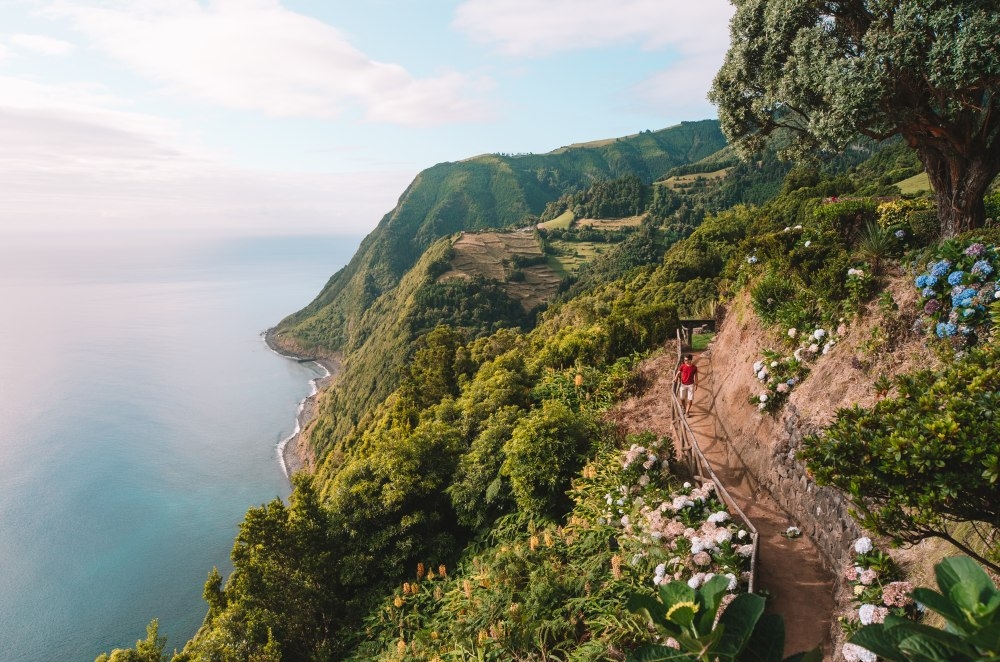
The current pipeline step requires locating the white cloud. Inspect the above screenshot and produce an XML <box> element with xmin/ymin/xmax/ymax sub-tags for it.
<box><xmin>0</xmin><ymin>81</ymin><xmax>413</xmax><ymax>235</ymax></box>
<box><xmin>41</xmin><ymin>0</ymin><xmax>493</xmax><ymax>125</ymax></box>
<box><xmin>453</xmin><ymin>0</ymin><xmax>733</xmax><ymax>57</ymax></box>
<box><xmin>9</xmin><ymin>33</ymin><xmax>75</xmax><ymax>56</ymax></box>
<box><xmin>453</xmin><ymin>0</ymin><xmax>733</xmax><ymax>118</ymax></box>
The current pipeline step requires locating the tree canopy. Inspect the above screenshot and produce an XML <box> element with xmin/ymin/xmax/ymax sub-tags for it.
<box><xmin>710</xmin><ymin>0</ymin><xmax>1000</xmax><ymax>238</ymax></box>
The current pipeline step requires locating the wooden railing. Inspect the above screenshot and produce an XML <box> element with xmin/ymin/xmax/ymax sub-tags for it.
<box><xmin>670</xmin><ymin>331</ymin><xmax>759</xmax><ymax>593</ymax></box>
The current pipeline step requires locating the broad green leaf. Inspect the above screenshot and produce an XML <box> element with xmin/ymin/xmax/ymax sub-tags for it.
<box><xmin>714</xmin><ymin>593</ymin><xmax>765</xmax><ymax>657</ymax></box>
<box><xmin>738</xmin><ymin>612</ymin><xmax>784</xmax><ymax>662</ymax></box>
<box><xmin>666</xmin><ymin>603</ymin><xmax>698</xmax><ymax>629</ymax></box>
<box><xmin>911</xmin><ymin>588</ymin><xmax>967</xmax><ymax>629</ymax></box>
<box><xmin>696</xmin><ymin>575</ymin><xmax>731</xmax><ymax>633</ymax></box>
<box><xmin>849</xmin><ymin>624</ymin><xmax>913</xmax><ymax>661</ymax></box>
<box><xmin>659</xmin><ymin>581</ymin><xmax>697</xmax><ymax>610</ymax></box>
<box><xmin>967</xmin><ymin>622</ymin><xmax>1000</xmax><ymax>652</ymax></box>
<box><xmin>936</xmin><ymin>557</ymin><xmax>992</xmax><ymax>604</ymax></box>
<box><xmin>627</xmin><ymin>593</ymin><xmax>675</xmax><ymax>635</ymax></box>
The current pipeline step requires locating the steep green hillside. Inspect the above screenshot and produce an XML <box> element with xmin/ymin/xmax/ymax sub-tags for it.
<box><xmin>271</xmin><ymin>120</ymin><xmax>726</xmax><ymax>356</ymax></box>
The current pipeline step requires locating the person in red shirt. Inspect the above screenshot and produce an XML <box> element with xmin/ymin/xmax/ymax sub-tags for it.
<box><xmin>674</xmin><ymin>354</ymin><xmax>698</xmax><ymax>415</ymax></box>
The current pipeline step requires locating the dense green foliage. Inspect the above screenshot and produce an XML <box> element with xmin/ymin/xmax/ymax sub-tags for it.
<box><xmin>850</xmin><ymin>556</ymin><xmax>1000</xmax><ymax>660</ymax></box>
<box><xmin>275</xmin><ymin>121</ymin><xmax>726</xmax><ymax>354</ymax></box>
<box><xmin>710</xmin><ymin>0</ymin><xmax>1000</xmax><ymax>237</ymax></box>
<box><xmin>101</xmin><ymin>111</ymin><xmax>1000</xmax><ymax>660</ymax></box>
<box><xmin>800</xmin><ymin>341</ymin><xmax>1000</xmax><ymax>572</ymax></box>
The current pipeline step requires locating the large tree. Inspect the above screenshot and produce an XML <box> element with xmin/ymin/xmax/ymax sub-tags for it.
<box><xmin>710</xmin><ymin>0</ymin><xmax>1000</xmax><ymax>238</ymax></box>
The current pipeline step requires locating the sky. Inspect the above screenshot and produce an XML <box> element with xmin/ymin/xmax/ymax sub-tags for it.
<box><xmin>0</xmin><ymin>0</ymin><xmax>736</xmax><ymax>237</ymax></box>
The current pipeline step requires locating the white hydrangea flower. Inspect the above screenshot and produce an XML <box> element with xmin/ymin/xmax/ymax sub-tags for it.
<box><xmin>759</xmin><ymin>393</ymin><xmax>768</xmax><ymax>403</ymax></box>
<box><xmin>752</xmin><ymin>360</ymin><xmax>764</xmax><ymax>373</ymax></box>
<box><xmin>687</xmin><ymin>574</ymin><xmax>704</xmax><ymax>589</ymax></box>
<box><xmin>726</xmin><ymin>573</ymin><xmax>738</xmax><ymax>591</ymax></box>
<box><xmin>788</xmin><ymin>327</ymin><xmax>797</xmax><ymax>338</ymax></box>
<box><xmin>804</xmin><ymin>240</ymin><xmax>812</xmax><ymax>247</ymax></box>
<box><xmin>854</xmin><ymin>537</ymin><xmax>874</xmax><ymax>554</ymax></box>
<box><xmin>842</xmin><ymin>643</ymin><xmax>878</xmax><ymax>662</ymax></box>
<box><xmin>757</xmin><ymin>369</ymin><xmax>768</xmax><ymax>380</ymax></box>
<box><xmin>683</xmin><ymin>482</ymin><xmax>692</xmax><ymax>489</ymax></box>
<box><xmin>813</xmin><ymin>328</ymin><xmax>826</xmax><ymax>340</ymax></box>
<box><xmin>707</xmin><ymin>511</ymin><xmax>730</xmax><ymax>524</ymax></box>
<box><xmin>858</xmin><ymin>603</ymin><xmax>877</xmax><ymax>625</ymax></box>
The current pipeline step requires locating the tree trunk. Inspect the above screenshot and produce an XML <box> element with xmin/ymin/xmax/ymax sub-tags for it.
<box><xmin>914</xmin><ymin>140</ymin><xmax>1000</xmax><ymax>239</ymax></box>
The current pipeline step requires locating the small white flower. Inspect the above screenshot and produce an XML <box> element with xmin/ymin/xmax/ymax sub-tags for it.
<box><xmin>770</xmin><ymin>361</ymin><xmax>778</xmax><ymax>368</ymax></box>
<box><xmin>858</xmin><ymin>603</ymin><xmax>877</xmax><ymax>625</ymax></box>
<box><xmin>726</xmin><ymin>573</ymin><xmax>738</xmax><ymax>591</ymax></box>
<box><xmin>784</xmin><ymin>226</ymin><xmax>791</xmax><ymax>232</ymax></box>
<box><xmin>788</xmin><ymin>327</ymin><xmax>797</xmax><ymax>338</ymax></box>
<box><xmin>813</xmin><ymin>328</ymin><xmax>826</xmax><ymax>340</ymax></box>
<box><xmin>688</xmin><ymin>574</ymin><xmax>703</xmax><ymax>589</ymax></box>
<box><xmin>752</xmin><ymin>360</ymin><xmax>764</xmax><ymax>373</ymax></box>
<box><xmin>737</xmin><ymin>529</ymin><xmax>747</xmax><ymax>539</ymax></box>
<box><xmin>683</xmin><ymin>482</ymin><xmax>692</xmax><ymax>489</ymax></box>
<box><xmin>707</xmin><ymin>511</ymin><xmax>730</xmax><ymax>524</ymax></box>
<box><xmin>759</xmin><ymin>393</ymin><xmax>768</xmax><ymax>402</ymax></box>
<box><xmin>804</xmin><ymin>240</ymin><xmax>812</xmax><ymax>247</ymax></box>
<box><xmin>758</xmin><ymin>402</ymin><xmax>766</xmax><ymax>410</ymax></box>
<box><xmin>842</xmin><ymin>643</ymin><xmax>878</xmax><ymax>662</ymax></box>
<box><xmin>794</xmin><ymin>224</ymin><xmax>803</xmax><ymax>230</ymax></box>
<box><xmin>757</xmin><ymin>368</ymin><xmax>768</xmax><ymax>380</ymax></box>
<box><xmin>808</xmin><ymin>343</ymin><xmax>819</xmax><ymax>353</ymax></box>
<box><xmin>854</xmin><ymin>537</ymin><xmax>874</xmax><ymax>554</ymax></box>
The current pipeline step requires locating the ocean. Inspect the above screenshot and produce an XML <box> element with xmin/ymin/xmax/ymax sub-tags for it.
<box><xmin>0</xmin><ymin>233</ymin><xmax>358</xmax><ymax>661</ymax></box>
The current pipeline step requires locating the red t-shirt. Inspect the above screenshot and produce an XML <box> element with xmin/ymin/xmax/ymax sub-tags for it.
<box><xmin>678</xmin><ymin>363</ymin><xmax>698</xmax><ymax>385</ymax></box>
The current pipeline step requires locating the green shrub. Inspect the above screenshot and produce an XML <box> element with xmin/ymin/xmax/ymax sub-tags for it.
<box><xmin>751</xmin><ymin>273</ymin><xmax>799</xmax><ymax>324</ymax></box>
<box><xmin>800</xmin><ymin>343</ymin><xmax>1000</xmax><ymax>572</ymax></box>
<box><xmin>501</xmin><ymin>400</ymin><xmax>596</xmax><ymax>518</ymax></box>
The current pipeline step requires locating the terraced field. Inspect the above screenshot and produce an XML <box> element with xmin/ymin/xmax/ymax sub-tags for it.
<box><xmin>658</xmin><ymin>167</ymin><xmax>730</xmax><ymax>190</ymax></box>
<box><xmin>575</xmin><ymin>215</ymin><xmax>644</xmax><ymax>229</ymax></box>
<box><xmin>439</xmin><ymin>231</ymin><xmax>565</xmax><ymax>311</ymax></box>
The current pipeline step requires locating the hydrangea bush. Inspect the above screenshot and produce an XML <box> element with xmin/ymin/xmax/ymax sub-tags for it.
<box><xmin>839</xmin><ymin>536</ymin><xmax>921</xmax><ymax>651</ymax></box>
<box><xmin>913</xmin><ymin>240</ymin><xmax>1000</xmax><ymax>344</ymax></box>
<box><xmin>749</xmin><ymin>323</ymin><xmax>845</xmax><ymax>413</ymax></box>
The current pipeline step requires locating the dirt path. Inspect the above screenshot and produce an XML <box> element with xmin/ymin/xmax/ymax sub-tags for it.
<box><xmin>610</xmin><ymin>349</ymin><xmax>834</xmax><ymax>657</ymax></box>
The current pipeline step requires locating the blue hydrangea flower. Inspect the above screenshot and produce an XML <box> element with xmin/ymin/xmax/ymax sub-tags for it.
<box><xmin>930</xmin><ymin>260</ymin><xmax>951</xmax><ymax>277</ymax></box>
<box><xmin>915</xmin><ymin>274</ymin><xmax>929</xmax><ymax>288</ymax></box>
<box><xmin>895</xmin><ymin>229</ymin><xmax>906</xmax><ymax>239</ymax></box>
<box><xmin>921</xmin><ymin>287</ymin><xmax>936</xmax><ymax>298</ymax></box>
<box><xmin>972</xmin><ymin>260</ymin><xmax>993</xmax><ymax>276</ymax></box>
<box><xmin>952</xmin><ymin>288</ymin><xmax>976</xmax><ymax>307</ymax></box>
<box><xmin>963</xmin><ymin>308</ymin><xmax>975</xmax><ymax>317</ymax></box>
<box><xmin>947</xmin><ymin>271</ymin><xmax>965</xmax><ymax>286</ymax></box>
<box><xmin>936</xmin><ymin>322</ymin><xmax>957</xmax><ymax>337</ymax></box>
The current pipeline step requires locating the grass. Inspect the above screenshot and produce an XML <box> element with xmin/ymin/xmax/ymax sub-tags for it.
<box><xmin>895</xmin><ymin>171</ymin><xmax>932</xmax><ymax>194</ymax></box>
<box><xmin>537</xmin><ymin>210</ymin><xmax>575</xmax><ymax>230</ymax></box>
<box><xmin>691</xmin><ymin>333</ymin><xmax>715</xmax><ymax>351</ymax></box>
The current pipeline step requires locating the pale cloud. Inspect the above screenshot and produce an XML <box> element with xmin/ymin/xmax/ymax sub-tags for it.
<box><xmin>453</xmin><ymin>0</ymin><xmax>733</xmax><ymax>57</ymax></box>
<box><xmin>0</xmin><ymin>86</ymin><xmax>412</xmax><ymax>235</ymax></box>
<box><xmin>453</xmin><ymin>0</ymin><xmax>733</xmax><ymax>117</ymax></box>
<box><xmin>42</xmin><ymin>0</ymin><xmax>493</xmax><ymax>125</ymax></box>
<box><xmin>9</xmin><ymin>33</ymin><xmax>75</xmax><ymax>56</ymax></box>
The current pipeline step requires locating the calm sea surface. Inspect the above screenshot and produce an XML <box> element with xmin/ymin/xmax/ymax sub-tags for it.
<box><xmin>0</xmin><ymin>233</ymin><xmax>358</xmax><ymax>661</ymax></box>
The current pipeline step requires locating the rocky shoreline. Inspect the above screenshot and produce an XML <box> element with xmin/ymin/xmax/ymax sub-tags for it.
<box><xmin>263</xmin><ymin>328</ymin><xmax>341</xmax><ymax>477</ymax></box>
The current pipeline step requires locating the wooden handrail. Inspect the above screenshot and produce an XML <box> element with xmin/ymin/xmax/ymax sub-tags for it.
<box><xmin>671</xmin><ymin>331</ymin><xmax>759</xmax><ymax>593</ymax></box>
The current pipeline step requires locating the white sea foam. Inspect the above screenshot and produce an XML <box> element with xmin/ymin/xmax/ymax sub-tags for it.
<box><xmin>261</xmin><ymin>331</ymin><xmax>331</xmax><ymax>479</ymax></box>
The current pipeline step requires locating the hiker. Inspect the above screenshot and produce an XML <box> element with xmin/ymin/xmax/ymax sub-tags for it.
<box><xmin>674</xmin><ymin>354</ymin><xmax>698</xmax><ymax>415</ymax></box>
